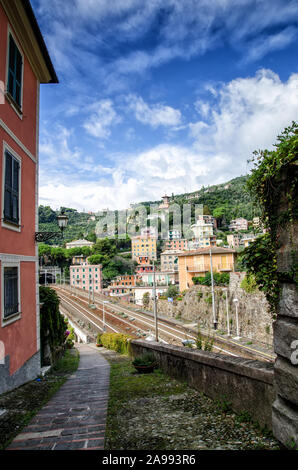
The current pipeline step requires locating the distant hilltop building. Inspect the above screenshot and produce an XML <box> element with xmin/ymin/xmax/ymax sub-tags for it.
<box><xmin>65</xmin><ymin>239</ymin><xmax>94</xmax><ymax>249</ymax></box>
<box><xmin>158</xmin><ymin>195</ymin><xmax>171</xmax><ymax>210</ymax></box>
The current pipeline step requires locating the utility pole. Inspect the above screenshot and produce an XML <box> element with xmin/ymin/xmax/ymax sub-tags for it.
<box><xmin>209</xmin><ymin>245</ymin><xmax>217</xmax><ymax>330</ymax></box>
<box><xmin>153</xmin><ymin>259</ymin><xmax>158</xmax><ymax>341</ymax></box>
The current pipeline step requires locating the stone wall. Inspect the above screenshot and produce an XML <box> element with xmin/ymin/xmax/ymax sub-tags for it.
<box><xmin>272</xmin><ymin>166</ymin><xmax>298</xmax><ymax>448</ymax></box>
<box><xmin>131</xmin><ymin>339</ymin><xmax>275</xmax><ymax>429</ymax></box>
<box><xmin>147</xmin><ymin>272</ymin><xmax>273</xmax><ymax>346</ymax></box>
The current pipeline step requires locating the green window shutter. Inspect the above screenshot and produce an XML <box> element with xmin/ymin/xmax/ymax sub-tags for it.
<box><xmin>4</xmin><ymin>152</ymin><xmax>19</xmax><ymax>225</ymax></box>
<box><xmin>8</xmin><ymin>35</ymin><xmax>22</xmax><ymax>107</ymax></box>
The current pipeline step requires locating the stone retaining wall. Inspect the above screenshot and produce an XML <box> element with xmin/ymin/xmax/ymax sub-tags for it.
<box><xmin>147</xmin><ymin>272</ymin><xmax>273</xmax><ymax>346</ymax></box>
<box><xmin>131</xmin><ymin>339</ymin><xmax>275</xmax><ymax>429</ymax></box>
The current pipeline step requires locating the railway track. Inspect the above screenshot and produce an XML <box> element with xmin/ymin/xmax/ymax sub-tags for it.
<box><xmin>54</xmin><ymin>285</ymin><xmax>275</xmax><ymax>362</ymax></box>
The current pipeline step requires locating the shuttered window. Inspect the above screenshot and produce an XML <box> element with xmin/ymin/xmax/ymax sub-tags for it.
<box><xmin>7</xmin><ymin>35</ymin><xmax>23</xmax><ymax>108</ymax></box>
<box><xmin>4</xmin><ymin>267</ymin><xmax>19</xmax><ymax>318</ymax></box>
<box><xmin>4</xmin><ymin>151</ymin><xmax>20</xmax><ymax>225</ymax></box>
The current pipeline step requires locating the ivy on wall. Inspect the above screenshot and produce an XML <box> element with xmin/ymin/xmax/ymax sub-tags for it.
<box><xmin>40</xmin><ymin>286</ymin><xmax>68</xmax><ymax>365</ymax></box>
<box><xmin>242</xmin><ymin>122</ymin><xmax>298</xmax><ymax>315</ymax></box>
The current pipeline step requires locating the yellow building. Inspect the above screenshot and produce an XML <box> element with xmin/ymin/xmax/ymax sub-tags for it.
<box><xmin>178</xmin><ymin>247</ymin><xmax>236</xmax><ymax>291</ymax></box>
<box><xmin>131</xmin><ymin>235</ymin><xmax>157</xmax><ymax>261</ymax></box>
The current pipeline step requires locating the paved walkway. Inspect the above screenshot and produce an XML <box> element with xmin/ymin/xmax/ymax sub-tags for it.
<box><xmin>7</xmin><ymin>344</ymin><xmax>110</xmax><ymax>450</ymax></box>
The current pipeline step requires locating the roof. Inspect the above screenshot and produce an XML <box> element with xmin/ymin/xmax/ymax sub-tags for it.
<box><xmin>66</xmin><ymin>239</ymin><xmax>94</xmax><ymax>245</ymax></box>
<box><xmin>1</xmin><ymin>0</ymin><xmax>58</xmax><ymax>83</ymax></box>
<box><xmin>177</xmin><ymin>247</ymin><xmax>236</xmax><ymax>257</ymax></box>
<box><xmin>23</xmin><ymin>1</ymin><xmax>58</xmax><ymax>83</ymax></box>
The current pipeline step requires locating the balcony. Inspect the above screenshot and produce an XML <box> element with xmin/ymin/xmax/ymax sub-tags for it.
<box><xmin>186</xmin><ymin>265</ymin><xmax>209</xmax><ymax>273</ymax></box>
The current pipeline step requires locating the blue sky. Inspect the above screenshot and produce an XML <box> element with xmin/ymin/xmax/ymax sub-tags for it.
<box><xmin>31</xmin><ymin>0</ymin><xmax>298</xmax><ymax>212</ymax></box>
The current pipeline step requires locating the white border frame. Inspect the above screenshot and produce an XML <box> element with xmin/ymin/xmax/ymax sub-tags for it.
<box><xmin>1</xmin><ymin>259</ymin><xmax>21</xmax><ymax>327</ymax></box>
<box><xmin>1</xmin><ymin>141</ymin><xmax>22</xmax><ymax>232</ymax></box>
<box><xmin>5</xmin><ymin>25</ymin><xmax>24</xmax><ymax>120</ymax></box>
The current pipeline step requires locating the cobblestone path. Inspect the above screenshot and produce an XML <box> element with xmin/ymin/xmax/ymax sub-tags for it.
<box><xmin>7</xmin><ymin>344</ymin><xmax>110</xmax><ymax>450</ymax></box>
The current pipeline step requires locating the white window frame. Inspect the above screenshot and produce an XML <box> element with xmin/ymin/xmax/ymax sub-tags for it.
<box><xmin>1</xmin><ymin>259</ymin><xmax>21</xmax><ymax>327</ymax></box>
<box><xmin>5</xmin><ymin>26</ymin><xmax>24</xmax><ymax>120</ymax></box>
<box><xmin>1</xmin><ymin>142</ymin><xmax>22</xmax><ymax>232</ymax></box>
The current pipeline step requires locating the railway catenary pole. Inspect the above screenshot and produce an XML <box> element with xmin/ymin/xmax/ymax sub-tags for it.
<box><xmin>153</xmin><ymin>259</ymin><xmax>159</xmax><ymax>341</ymax></box>
<box><xmin>209</xmin><ymin>245</ymin><xmax>217</xmax><ymax>330</ymax></box>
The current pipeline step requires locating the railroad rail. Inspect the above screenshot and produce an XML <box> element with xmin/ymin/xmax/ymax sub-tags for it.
<box><xmin>54</xmin><ymin>285</ymin><xmax>275</xmax><ymax>362</ymax></box>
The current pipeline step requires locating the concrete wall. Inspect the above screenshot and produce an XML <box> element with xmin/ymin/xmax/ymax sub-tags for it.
<box><xmin>0</xmin><ymin>351</ymin><xmax>40</xmax><ymax>395</ymax></box>
<box><xmin>147</xmin><ymin>272</ymin><xmax>273</xmax><ymax>346</ymax></box>
<box><xmin>131</xmin><ymin>339</ymin><xmax>275</xmax><ymax>429</ymax></box>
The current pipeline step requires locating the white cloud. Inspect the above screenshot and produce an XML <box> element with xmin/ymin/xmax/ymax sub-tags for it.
<box><xmin>83</xmin><ymin>99</ymin><xmax>121</xmax><ymax>139</ymax></box>
<box><xmin>39</xmin><ymin>70</ymin><xmax>298</xmax><ymax>211</ymax></box>
<box><xmin>126</xmin><ymin>94</ymin><xmax>182</xmax><ymax>128</ymax></box>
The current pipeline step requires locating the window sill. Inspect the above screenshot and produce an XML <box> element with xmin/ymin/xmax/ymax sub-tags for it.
<box><xmin>1</xmin><ymin>219</ymin><xmax>21</xmax><ymax>232</ymax></box>
<box><xmin>5</xmin><ymin>92</ymin><xmax>23</xmax><ymax>119</ymax></box>
<box><xmin>2</xmin><ymin>312</ymin><xmax>21</xmax><ymax>327</ymax></box>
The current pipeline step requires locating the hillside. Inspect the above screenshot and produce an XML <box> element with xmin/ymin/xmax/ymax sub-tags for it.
<box><xmin>38</xmin><ymin>174</ymin><xmax>260</xmax><ymax>244</ymax></box>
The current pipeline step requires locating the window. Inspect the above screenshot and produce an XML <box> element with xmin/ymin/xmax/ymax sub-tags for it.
<box><xmin>3</xmin><ymin>150</ymin><xmax>20</xmax><ymax>225</ymax></box>
<box><xmin>7</xmin><ymin>34</ymin><xmax>23</xmax><ymax>109</ymax></box>
<box><xmin>3</xmin><ymin>266</ymin><xmax>19</xmax><ymax>319</ymax></box>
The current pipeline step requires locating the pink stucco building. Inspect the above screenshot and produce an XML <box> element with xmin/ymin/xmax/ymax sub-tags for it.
<box><xmin>70</xmin><ymin>264</ymin><xmax>102</xmax><ymax>292</ymax></box>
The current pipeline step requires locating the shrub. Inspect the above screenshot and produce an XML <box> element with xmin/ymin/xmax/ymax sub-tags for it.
<box><xmin>240</xmin><ymin>274</ymin><xmax>258</xmax><ymax>293</ymax></box>
<box><xmin>143</xmin><ymin>292</ymin><xmax>150</xmax><ymax>307</ymax></box>
<box><xmin>100</xmin><ymin>333</ymin><xmax>132</xmax><ymax>354</ymax></box>
<box><xmin>132</xmin><ymin>353</ymin><xmax>156</xmax><ymax>366</ymax></box>
<box><xmin>165</xmin><ymin>285</ymin><xmax>179</xmax><ymax>299</ymax></box>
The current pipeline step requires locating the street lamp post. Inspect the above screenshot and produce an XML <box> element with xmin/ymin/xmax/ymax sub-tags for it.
<box><xmin>233</xmin><ymin>298</ymin><xmax>240</xmax><ymax>340</ymax></box>
<box><xmin>35</xmin><ymin>210</ymin><xmax>69</xmax><ymax>242</ymax></box>
<box><xmin>224</xmin><ymin>288</ymin><xmax>230</xmax><ymax>336</ymax></box>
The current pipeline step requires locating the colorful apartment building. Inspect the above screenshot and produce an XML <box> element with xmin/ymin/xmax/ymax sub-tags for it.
<box><xmin>70</xmin><ymin>264</ymin><xmax>102</xmax><ymax>292</ymax></box>
<box><xmin>0</xmin><ymin>0</ymin><xmax>58</xmax><ymax>394</ymax></box>
<box><xmin>109</xmin><ymin>274</ymin><xmax>139</xmax><ymax>297</ymax></box>
<box><xmin>131</xmin><ymin>235</ymin><xmax>157</xmax><ymax>261</ymax></box>
<box><xmin>138</xmin><ymin>270</ymin><xmax>178</xmax><ymax>286</ymax></box>
<box><xmin>160</xmin><ymin>250</ymin><xmax>183</xmax><ymax>271</ymax></box>
<box><xmin>135</xmin><ymin>256</ymin><xmax>154</xmax><ymax>274</ymax></box>
<box><xmin>228</xmin><ymin>218</ymin><xmax>248</xmax><ymax>231</ymax></box>
<box><xmin>72</xmin><ymin>255</ymin><xmax>88</xmax><ymax>265</ymax></box>
<box><xmin>168</xmin><ymin>229</ymin><xmax>181</xmax><ymax>239</ymax></box>
<box><xmin>177</xmin><ymin>247</ymin><xmax>236</xmax><ymax>291</ymax></box>
<box><xmin>197</xmin><ymin>214</ymin><xmax>217</xmax><ymax>231</ymax></box>
<box><xmin>164</xmin><ymin>239</ymin><xmax>188</xmax><ymax>251</ymax></box>
<box><xmin>191</xmin><ymin>220</ymin><xmax>214</xmax><ymax>246</ymax></box>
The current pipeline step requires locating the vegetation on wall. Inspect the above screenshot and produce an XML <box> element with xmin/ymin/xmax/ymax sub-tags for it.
<box><xmin>192</xmin><ymin>272</ymin><xmax>230</xmax><ymax>286</ymax></box>
<box><xmin>242</xmin><ymin>122</ymin><xmax>298</xmax><ymax>315</ymax></box>
<box><xmin>39</xmin><ymin>286</ymin><xmax>68</xmax><ymax>365</ymax></box>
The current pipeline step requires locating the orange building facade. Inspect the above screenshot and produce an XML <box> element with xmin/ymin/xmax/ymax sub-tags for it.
<box><xmin>0</xmin><ymin>0</ymin><xmax>57</xmax><ymax>393</ymax></box>
<box><xmin>178</xmin><ymin>247</ymin><xmax>236</xmax><ymax>291</ymax></box>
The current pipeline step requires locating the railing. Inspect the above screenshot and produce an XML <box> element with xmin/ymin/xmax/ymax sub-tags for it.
<box><xmin>186</xmin><ymin>265</ymin><xmax>209</xmax><ymax>273</ymax></box>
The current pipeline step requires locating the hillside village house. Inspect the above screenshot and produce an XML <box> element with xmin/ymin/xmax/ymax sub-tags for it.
<box><xmin>228</xmin><ymin>217</ymin><xmax>248</xmax><ymax>231</ymax></box>
<box><xmin>135</xmin><ymin>255</ymin><xmax>154</xmax><ymax>274</ymax></box>
<box><xmin>70</xmin><ymin>264</ymin><xmax>102</xmax><ymax>292</ymax></box>
<box><xmin>65</xmin><ymin>239</ymin><xmax>94</xmax><ymax>250</ymax></box>
<box><xmin>160</xmin><ymin>250</ymin><xmax>183</xmax><ymax>271</ymax></box>
<box><xmin>0</xmin><ymin>0</ymin><xmax>58</xmax><ymax>394</ymax></box>
<box><xmin>177</xmin><ymin>247</ymin><xmax>236</xmax><ymax>291</ymax></box>
<box><xmin>164</xmin><ymin>238</ymin><xmax>188</xmax><ymax>251</ymax></box>
<box><xmin>131</xmin><ymin>234</ymin><xmax>157</xmax><ymax>261</ymax></box>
